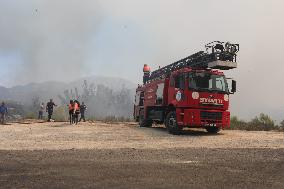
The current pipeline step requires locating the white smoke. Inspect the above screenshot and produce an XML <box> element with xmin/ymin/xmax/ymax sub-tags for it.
<box><xmin>0</xmin><ymin>0</ymin><xmax>284</xmax><ymax>121</ymax></box>
<box><xmin>0</xmin><ymin>0</ymin><xmax>103</xmax><ymax>84</ymax></box>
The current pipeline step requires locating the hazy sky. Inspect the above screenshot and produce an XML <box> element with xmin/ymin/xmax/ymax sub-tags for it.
<box><xmin>0</xmin><ymin>0</ymin><xmax>284</xmax><ymax>121</ymax></box>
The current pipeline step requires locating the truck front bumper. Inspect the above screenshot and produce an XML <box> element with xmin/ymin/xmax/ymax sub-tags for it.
<box><xmin>177</xmin><ymin>109</ymin><xmax>230</xmax><ymax>129</ymax></box>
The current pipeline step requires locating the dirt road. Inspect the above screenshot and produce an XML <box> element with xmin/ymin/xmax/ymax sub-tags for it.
<box><xmin>0</xmin><ymin>121</ymin><xmax>283</xmax><ymax>188</ymax></box>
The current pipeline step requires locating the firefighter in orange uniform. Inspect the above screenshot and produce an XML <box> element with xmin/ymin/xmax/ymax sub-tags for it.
<box><xmin>73</xmin><ymin>100</ymin><xmax>80</xmax><ymax>125</ymax></box>
<box><xmin>68</xmin><ymin>100</ymin><xmax>75</xmax><ymax>124</ymax></box>
<box><xmin>143</xmin><ymin>64</ymin><xmax>151</xmax><ymax>84</ymax></box>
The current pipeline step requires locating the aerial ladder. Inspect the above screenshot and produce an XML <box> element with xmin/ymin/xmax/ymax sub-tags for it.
<box><xmin>143</xmin><ymin>41</ymin><xmax>239</xmax><ymax>84</ymax></box>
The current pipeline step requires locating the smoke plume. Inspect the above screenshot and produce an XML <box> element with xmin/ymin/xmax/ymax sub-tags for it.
<box><xmin>1</xmin><ymin>0</ymin><xmax>284</xmax><ymax>121</ymax></box>
<box><xmin>0</xmin><ymin>0</ymin><xmax>103</xmax><ymax>84</ymax></box>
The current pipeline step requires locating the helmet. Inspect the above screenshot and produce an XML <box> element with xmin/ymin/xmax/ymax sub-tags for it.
<box><xmin>143</xmin><ymin>64</ymin><xmax>151</xmax><ymax>73</ymax></box>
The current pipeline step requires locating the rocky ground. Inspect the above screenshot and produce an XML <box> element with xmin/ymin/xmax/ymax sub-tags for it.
<box><xmin>0</xmin><ymin>121</ymin><xmax>283</xmax><ymax>188</ymax></box>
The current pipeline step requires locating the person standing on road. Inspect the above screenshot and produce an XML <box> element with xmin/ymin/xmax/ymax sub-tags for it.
<box><xmin>79</xmin><ymin>102</ymin><xmax>87</xmax><ymax>122</ymax></box>
<box><xmin>73</xmin><ymin>100</ymin><xmax>80</xmax><ymax>125</ymax></box>
<box><xmin>0</xmin><ymin>102</ymin><xmax>8</xmax><ymax>124</ymax></box>
<box><xmin>38</xmin><ymin>102</ymin><xmax>44</xmax><ymax>120</ymax></box>
<box><xmin>46</xmin><ymin>99</ymin><xmax>57</xmax><ymax>122</ymax></box>
<box><xmin>68</xmin><ymin>100</ymin><xmax>75</xmax><ymax>124</ymax></box>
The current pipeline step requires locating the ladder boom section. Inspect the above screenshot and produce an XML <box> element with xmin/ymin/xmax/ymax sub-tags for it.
<box><xmin>148</xmin><ymin>41</ymin><xmax>239</xmax><ymax>82</ymax></box>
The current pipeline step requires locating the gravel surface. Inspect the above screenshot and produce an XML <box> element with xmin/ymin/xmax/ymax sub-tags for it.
<box><xmin>0</xmin><ymin>121</ymin><xmax>283</xmax><ymax>189</ymax></box>
<box><xmin>0</xmin><ymin>148</ymin><xmax>283</xmax><ymax>189</ymax></box>
<box><xmin>0</xmin><ymin>121</ymin><xmax>283</xmax><ymax>150</ymax></box>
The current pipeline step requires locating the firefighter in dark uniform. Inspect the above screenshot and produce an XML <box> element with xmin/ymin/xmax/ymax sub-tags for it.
<box><xmin>46</xmin><ymin>99</ymin><xmax>57</xmax><ymax>122</ymax></box>
<box><xmin>79</xmin><ymin>102</ymin><xmax>87</xmax><ymax>122</ymax></box>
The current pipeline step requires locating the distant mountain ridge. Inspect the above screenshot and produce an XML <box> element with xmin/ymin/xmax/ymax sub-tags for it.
<box><xmin>0</xmin><ymin>76</ymin><xmax>136</xmax><ymax>105</ymax></box>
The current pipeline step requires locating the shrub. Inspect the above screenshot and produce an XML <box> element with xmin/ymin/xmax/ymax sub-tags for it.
<box><xmin>230</xmin><ymin>114</ymin><xmax>282</xmax><ymax>131</ymax></box>
<box><xmin>92</xmin><ymin>115</ymin><xmax>133</xmax><ymax>123</ymax></box>
<box><xmin>280</xmin><ymin>120</ymin><xmax>284</xmax><ymax>127</ymax></box>
<box><xmin>230</xmin><ymin>116</ymin><xmax>249</xmax><ymax>130</ymax></box>
<box><xmin>248</xmin><ymin>113</ymin><xmax>275</xmax><ymax>131</ymax></box>
<box><xmin>279</xmin><ymin>120</ymin><xmax>284</xmax><ymax>131</ymax></box>
<box><xmin>24</xmin><ymin>112</ymin><xmax>37</xmax><ymax>119</ymax></box>
<box><xmin>53</xmin><ymin>106</ymin><xmax>68</xmax><ymax>122</ymax></box>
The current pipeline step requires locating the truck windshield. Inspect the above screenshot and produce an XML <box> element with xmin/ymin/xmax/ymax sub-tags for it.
<box><xmin>188</xmin><ymin>72</ymin><xmax>228</xmax><ymax>93</ymax></box>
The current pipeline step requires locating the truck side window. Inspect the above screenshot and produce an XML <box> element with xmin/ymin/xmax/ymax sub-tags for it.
<box><xmin>175</xmin><ymin>76</ymin><xmax>180</xmax><ymax>88</ymax></box>
<box><xmin>156</xmin><ymin>83</ymin><xmax>164</xmax><ymax>105</ymax></box>
<box><xmin>134</xmin><ymin>92</ymin><xmax>141</xmax><ymax>106</ymax></box>
<box><xmin>180</xmin><ymin>75</ymin><xmax>185</xmax><ymax>89</ymax></box>
<box><xmin>170</xmin><ymin>76</ymin><xmax>175</xmax><ymax>87</ymax></box>
<box><xmin>175</xmin><ymin>75</ymin><xmax>185</xmax><ymax>89</ymax></box>
<box><xmin>139</xmin><ymin>92</ymin><xmax>144</xmax><ymax>106</ymax></box>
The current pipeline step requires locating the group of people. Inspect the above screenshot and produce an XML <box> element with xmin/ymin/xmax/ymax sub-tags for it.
<box><xmin>68</xmin><ymin>100</ymin><xmax>87</xmax><ymax>125</ymax></box>
<box><xmin>38</xmin><ymin>99</ymin><xmax>87</xmax><ymax>124</ymax></box>
<box><xmin>0</xmin><ymin>99</ymin><xmax>88</xmax><ymax>124</ymax></box>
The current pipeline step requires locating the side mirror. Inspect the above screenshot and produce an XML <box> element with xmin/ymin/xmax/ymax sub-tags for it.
<box><xmin>231</xmin><ymin>80</ymin><xmax>236</xmax><ymax>93</ymax></box>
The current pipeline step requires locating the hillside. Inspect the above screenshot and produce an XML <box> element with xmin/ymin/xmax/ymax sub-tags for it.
<box><xmin>0</xmin><ymin>76</ymin><xmax>136</xmax><ymax>118</ymax></box>
<box><xmin>0</xmin><ymin>76</ymin><xmax>136</xmax><ymax>105</ymax></box>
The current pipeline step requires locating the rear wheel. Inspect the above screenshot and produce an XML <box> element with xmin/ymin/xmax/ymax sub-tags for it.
<box><xmin>206</xmin><ymin>127</ymin><xmax>220</xmax><ymax>133</ymax></box>
<box><xmin>165</xmin><ymin>111</ymin><xmax>181</xmax><ymax>135</ymax></box>
<box><xmin>139</xmin><ymin>110</ymin><xmax>153</xmax><ymax>127</ymax></box>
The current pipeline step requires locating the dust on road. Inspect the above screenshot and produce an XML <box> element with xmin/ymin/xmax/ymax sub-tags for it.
<box><xmin>0</xmin><ymin>121</ymin><xmax>283</xmax><ymax>189</ymax></box>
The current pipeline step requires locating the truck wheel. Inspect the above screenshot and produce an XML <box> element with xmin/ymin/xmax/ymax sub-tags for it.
<box><xmin>135</xmin><ymin>117</ymin><xmax>139</xmax><ymax>122</ymax></box>
<box><xmin>206</xmin><ymin>127</ymin><xmax>220</xmax><ymax>133</ymax></box>
<box><xmin>165</xmin><ymin>111</ymin><xmax>181</xmax><ymax>135</ymax></box>
<box><xmin>139</xmin><ymin>110</ymin><xmax>153</xmax><ymax>127</ymax></box>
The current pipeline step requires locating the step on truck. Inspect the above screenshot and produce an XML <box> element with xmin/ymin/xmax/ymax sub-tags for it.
<box><xmin>133</xmin><ymin>41</ymin><xmax>239</xmax><ymax>134</ymax></box>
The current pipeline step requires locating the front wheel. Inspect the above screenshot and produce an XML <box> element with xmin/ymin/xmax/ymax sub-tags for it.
<box><xmin>139</xmin><ymin>110</ymin><xmax>153</xmax><ymax>127</ymax></box>
<box><xmin>165</xmin><ymin>111</ymin><xmax>181</xmax><ymax>135</ymax></box>
<box><xmin>206</xmin><ymin>127</ymin><xmax>220</xmax><ymax>134</ymax></box>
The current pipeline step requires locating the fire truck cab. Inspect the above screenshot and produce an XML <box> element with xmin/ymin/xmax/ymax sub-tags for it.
<box><xmin>134</xmin><ymin>41</ymin><xmax>239</xmax><ymax>134</ymax></box>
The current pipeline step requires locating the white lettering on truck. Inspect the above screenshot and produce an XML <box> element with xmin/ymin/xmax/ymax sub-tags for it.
<box><xmin>200</xmin><ymin>98</ymin><xmax>223</xmax><ymax>105</ymax></box>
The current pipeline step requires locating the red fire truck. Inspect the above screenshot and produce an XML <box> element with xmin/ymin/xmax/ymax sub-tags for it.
<box><xmin>133</xmin><ymin>41</ymin><xmax>239</xmax><ymax>134</ymax></box>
